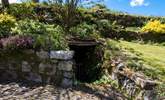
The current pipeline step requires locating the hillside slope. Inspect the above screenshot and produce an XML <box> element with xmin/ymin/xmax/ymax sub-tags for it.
<box><xmin>120</xmin><ymin>41</ymin><xmax>165</xmax><ymax>82</ymax></box>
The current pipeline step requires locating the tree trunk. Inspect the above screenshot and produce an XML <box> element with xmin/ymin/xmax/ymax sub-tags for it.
<box><xmin>1</xmin><ymin>0</ymin><xmax>9</xmax><ymax>8</ymax></box>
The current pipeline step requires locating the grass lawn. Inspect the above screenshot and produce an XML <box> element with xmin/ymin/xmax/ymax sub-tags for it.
<box><xmin>119</xmin><ymin>41</ymin><xmax>165</xmax><ymax>82</ymax></box>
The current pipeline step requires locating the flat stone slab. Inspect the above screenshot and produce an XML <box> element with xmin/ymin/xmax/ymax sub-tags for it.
<box><xmin>50</xmin><ymin>51</ymin><xmax>74</xmax><ymax>60</ymax></box>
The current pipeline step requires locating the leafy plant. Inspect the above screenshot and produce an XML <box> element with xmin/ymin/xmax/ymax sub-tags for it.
<box><xmin>0</xmin><ymin>13</ymin><xmax>16</xmax><ymax>37</ymax></box>
<box><xmin>93</xmin><ymin>75</ymin><xmax>118</xmax><ymax>86</ymax></box>
<box><xmin>70</xmin><ymin>22</ymin><xmax>97</xmax><ymax>39</ymax></box>
<box><xmin>12</xmin><ymin>19</ymin><xmax>47</xmax><ymax>35</ymax></box>
<box><xmin>156</xmin><ymin>83</ymin><xmax>165</xmax><ymax>97</ymax></box>
<box><xmin>141</xmin><ymin>20</ymin><xmax>165</xmax><ymax>34</ymax></box>
<box><xmin>6</xmin><ymin>3</ymin><xmax>36</xmax><ymax>19</ymax></box>
<box><xmin>51</xmin><ymin>0</ymin><xmax>82</xmax><ymax>33</ymax></box>
<box><xmin>12</xmin><ymin>19</ymin><xmax>68</xmax><ymax>50</ymax></box>
<box><xmin>97</xmin><ymin>19</ymin><xmax>112</xmax><ymax>28</ymax></box>
<box><xmin>96</xmin><ymin>19</ymin><xmax>114</xmax><ymax>37</ymax></box>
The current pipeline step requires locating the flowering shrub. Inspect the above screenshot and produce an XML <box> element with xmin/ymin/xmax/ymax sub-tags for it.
<box><xmin>0</xmin><ymin>35</ymin><xmax>33</xmax><ymax>50</ymax></box>
<box><xmin>141</xmin><ymin>20</ymin><xmax>165</xmax><ymax>34</ymax></box>
<box><xmin>0</xmin><ymin>13</ymin><xmax>16</xmax><ymax>37</ymax></box>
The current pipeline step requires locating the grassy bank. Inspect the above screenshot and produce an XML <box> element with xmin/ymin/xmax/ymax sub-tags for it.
<box><xmin>119</xmin><ymin>41</ymin><xmax>165</xmax><ymax>82</ymax></box>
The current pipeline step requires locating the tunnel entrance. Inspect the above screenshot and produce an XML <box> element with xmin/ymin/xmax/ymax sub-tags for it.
<box><xmin>69</xmin><ymin>40</ymin><xmax>102</xmax><ymax>83</ymax></box>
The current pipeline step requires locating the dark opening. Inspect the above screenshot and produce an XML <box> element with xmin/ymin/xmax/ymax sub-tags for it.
<box><xmin>69</xmin><ymin>44</ymin><xmax>102</xmax><ymax>83</ymax></box>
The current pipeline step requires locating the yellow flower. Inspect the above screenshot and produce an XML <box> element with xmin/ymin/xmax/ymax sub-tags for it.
<box><xmin>141</xmin><ymin>20</ymin><xmax>165</xmax><ymax>34</ymax></box>
<box><xmin>0</xmin><ymin>13</ymin><xmax>16</xmax><ymax>23</ymax></box>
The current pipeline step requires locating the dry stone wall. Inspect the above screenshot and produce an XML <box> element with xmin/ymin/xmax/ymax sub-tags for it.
<box><xmin>0</xmin><ymin>50</ymin><xmax>74</xmax><ymax>87</ymax></box>
<box><xmin>111</xmin><ymin>60</ymin><xmax>157</xmax><ymax>100</ymax></box>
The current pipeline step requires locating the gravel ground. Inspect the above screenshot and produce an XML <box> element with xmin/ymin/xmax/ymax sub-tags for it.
<box><xmin>0</xmin><ymin>82</ymin><xmax>127</xmax><ymax>100</ymax></box>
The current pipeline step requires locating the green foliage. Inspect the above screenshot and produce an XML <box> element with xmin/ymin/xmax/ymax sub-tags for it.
<box><xmin>97</xmin><ymin>19</ymin><xmax>111</xmax><ymax>33</ymax></box>
<box><xmin>70</xmin><ymin>22</ymin><xmax>97</xmax><ymax>39</ymax></box>
<box><xmin>102</xmin><ymin>39</ymin><xmax>165</xmax><ymax>97</ymax></box>
<box><xmin>156</xmin><ymin>83</ymin><xmax>165</xmax><ymax>97</ymax></box>
<box><xmin>50</xmin><ymin>0</ymin><xmax>83</xmax><ymax>33</ymax></box>
<box><xmin>51</xmin><ymin>5</ymin><xmax>77</xmax><ymax>30</ymax></box>
<box><xmin>102</xmin><ymin>39</ymin><xmax>123</xmax><ymax>73</ymax></box>
<box><xmin>7</xmin><ymin>3</ymin><xmax>55</xmax><ymax>22</ymax></box>
<box><xmin>93</xmin><ymin>75</ymin><xmax>118</xmax><ymax>86</ymax></box>
<box><xmin>125</xmin><ymin>27</ymin><xmax>141</xmax><ymax>32</ymax></box>
<box><xmin>6</xmin><ymin>3</ymin><xmax>36</xmax><ymax>19</ymax></box>
<box><xmin>46</xmin><ymin>25</ymin><xmax>68</xmax><ymax>50</ymax></box>
<box><xmin>97</xmin><ymin>19</ymin><xmax>112</xmax><ymax>29</ymax></box>
<box><xmin>106</xmin><ymin>39</ymin><xmax>121</xmax><ymax>50</ymax></box>
<box><xmin>0</xmin><ymin>13</ymin><xmax>16</xmax><ymax>37</ymax></box>
<box><xmin>12</xmin><ymin>19</ymin><xmax>68</xmax><ymax>50</ymax></box>
<box><xmin>12</xmin><ymin>19</ymin><xmax>47</xmax><ymax>35</ymax></box>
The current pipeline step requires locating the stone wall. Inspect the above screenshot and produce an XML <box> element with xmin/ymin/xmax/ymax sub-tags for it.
<box><xmin>0</xmin><ymin>50</ymin><xmax>74</xmax><ymax>87</ymax></box>
<box><xmin>110</xmin><ymin>60</ymin><xmax>157</xmax><ymax>100</ymax></box>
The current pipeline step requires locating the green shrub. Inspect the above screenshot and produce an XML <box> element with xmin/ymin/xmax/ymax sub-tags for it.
<box><xmin>97</xmin><ymin>19</ymin><xmax>112</xmax><ymax>28</ymax></box>
<box><xmin>69</xmin><ymin>22</ymin><xmax>97</xmax><ymax>39</ymax></box>
<box><xmin>93</xmin><ymin>75</ymin><xmax>118</xmax><ymax>88</ymax></box>
<box><xmin>12</xmin><ymin>19</ymin><xmax>68</xmax><ymax>50</ymax></box>
<box><xmin>0</xmin><ymin>13</ymin><xmax>16</xmax><ymax>37</ymax></box>
<box><xmin>156</xmin><ymin>83</ymin><xmax>165</xmax><ymax>97</ymax></box>
<box><xmin>96</xmin><ymin>19</ymin><xmax>114</xmax><ymax>37</ymax></box>
<box><xmin>12</xmin><ymin>19</ymin><xmax>47</xmax><ymax>35</ymax></box>
<box><xmin>7</xmin><ymin>3</ymin><xmax>55</xmax><ymax>22</ymax></box>
<box><xmin>7</xmin><ymin>3</ymin><xmax>36</xmax><ymax>19</ymax></box>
